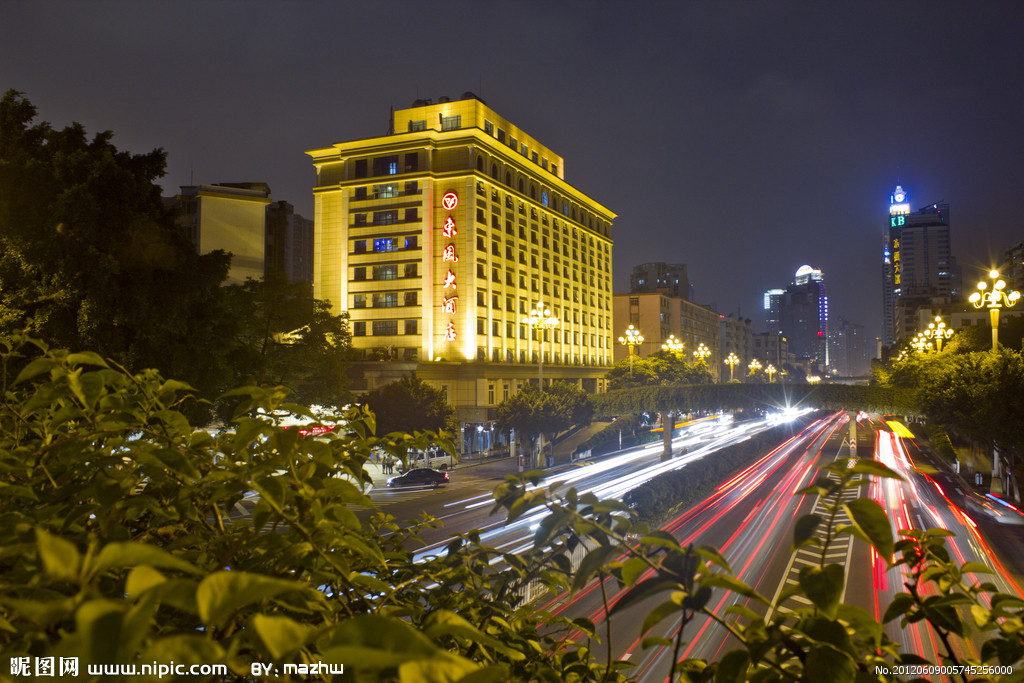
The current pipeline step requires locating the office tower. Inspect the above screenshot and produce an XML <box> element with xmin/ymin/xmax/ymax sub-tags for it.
<box><xmin>763</xmin><ymin>288</ymin><xmax>784</xmax><ymax>336</ymax></box>
<box><xmin>266</xmin><ymin>200</ymin><xmax>314</xmax><ymax>285</ymax></box>
<box><xmin>780</xmin><ymin>265</ymin><xmax>828</xmax><ymax>371</ymax></box>
<box><xmin>882</xmin><ymin>185</ymin><xmax>955</xmax><ymax>345</ymax></box>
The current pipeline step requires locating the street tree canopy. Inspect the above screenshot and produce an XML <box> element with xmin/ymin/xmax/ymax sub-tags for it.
<box><xmin>363</xmin><ymin>374</ymin><xmax>457</xmax><ymax>436</ymax></box>
<box><xmin>496</xmin><ymin>381</ymin><xmax>594</xmax><ymax>454</ymax></box>
<box><xmin>606</xmin><ymin>350</ymin><xmax>713</xmax><ymax>390</ymax></box>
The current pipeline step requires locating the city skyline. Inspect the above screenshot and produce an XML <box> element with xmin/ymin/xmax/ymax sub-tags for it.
<box><xmin>4</xmin><ymin>2</ymin><xmax>1023</xmax><ymax>340</ymax></box>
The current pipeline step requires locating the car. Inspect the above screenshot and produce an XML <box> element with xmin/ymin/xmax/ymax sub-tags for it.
<box><xmin>386</xmin><ymin>468</ymin><xmax>450</xmax><ymax>489</ymax></box>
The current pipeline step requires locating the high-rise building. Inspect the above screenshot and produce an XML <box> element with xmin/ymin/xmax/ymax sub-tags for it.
<box><xmin>630</xmin><ymin>262</ymin><xmax>691</xmax><ymax>300</ymax></box>
<box><xmin>763</xmin><ymin>288</ymin><xmax>784</xmax><ymax>336</ymax></box>
<box><xmin>266</xmin><ymin>200</ymin><xmax>314</xmax><ymax>285</ymax></box>
<box><xmin>882</xmin><ymin>185</ymin><xmax>957</xmax><ymax>345</ymax></box>
<box><xmin>779</xmin><ymin>265</ymin><xmax>828</xmax><ymax>371</ymax></box>
<box><xmin>167</xmin><ymin>182</ymin><xmax>271</xmax><ymax>284</ymax></box>
<box><xmin>308</xmin><ymin>94</ymin><xmax>615</xmax><ymax>432</ymax></box>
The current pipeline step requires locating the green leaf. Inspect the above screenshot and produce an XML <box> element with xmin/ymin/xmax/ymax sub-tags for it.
<box><xmin>620</xmin><ymin>556</ymin><xmax>648</xmax><ymax>586</ymax></box>
<box><xmin>252</xmin><ymin>614</ymin><xmax>315</xmax><ymax>659</ymax></box>
<box><xmin>571</xmin><ymin>545</ymin><xmax>619</xmax><ymax>592</ymax></box>
<box><xmin>13</xmin><ymin>358</ymin><xmax>57</xmax><ymax>385</ymax></box>
<box><xmin>803</xmin><ymin>644</ymin><xmax>855</xmax><ymax>683</ymax></box>
<box><xmin>715</xmin><ymin>649</ymin><xmax>749</xmax><ymax>683</ymax></box>
<box><xmin>91</xmin><ymin>542</ymin><xmax>201</xmax><ymax>578</ymax></box>
<box><xmin>701</xmin><ymin>574</ymin><xmax>769</xmax><ymax>605</ymax></box>
<box><xmin>848</xmin><ymin>459</ymin><xmax>904</xmax><ymax>481</ymax></box>
<box><xmin>125</xmin><ymin>566</ymin><xmax>167</xmax><ymax>598</ymax></box>
<box><xmin>882</xmin><ymin>592</ymin><xmax>915</xmax><ymax>624</ymax></box>
<box><xmin>642</xmin><ymin>599</ymin><xmax>683</xmax><ymax>635</ymax></box>
<box><xmin>424</xmin><ymin>610</ymin><xmax>526</xmax><ymax>662</ymax></box>
<box><xmin>960</xmin><ymin>561</ymin><xmax>994</xmax><ymax>575</ymax></box>
<box><xmin>196</xmin><ymin>571</ymin><xmax>305</xmax><ymax>628</ymax></box>
<box><xmin>843</xmin><ymin>498</ymin><xmax>894</xmax><ymax>560</ymax></box>
<box><xmin>798</xmin><ymin>564</ymin><xmax>844</xmax><ymax>619</ymax></box>
<box><xmin>793</xmin><ymin>514</ymin><xmax>822</xmax><ymax>550</ymax></box>
<box><xmin>36</xmin><ymin>527</ymin><xmax>81</xmax><ymax>582</ymax></box>
<box><xmin>66</xmin><ymin>351</ymin><xmax>109</xmax><ymax>368</ymax></box>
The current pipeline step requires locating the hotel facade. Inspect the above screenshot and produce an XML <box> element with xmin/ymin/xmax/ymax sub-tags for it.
<box><xmin>308</xmin><ymin>94</ymin><xmax>615</xmax><ymax>434</ymax></box>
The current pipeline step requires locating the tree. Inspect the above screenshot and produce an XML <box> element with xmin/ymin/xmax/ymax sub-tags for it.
<box><xmin>0</xmin><ymin>90</ymin><xmax>233</xmax><ymax>397</ymax></box>
<box><xmin>221</xmin><ymin>271</ymin><xmax>353</xmax><ymax>410</ymax></box>
<box><xmin>363</xmin><ymin>374</ymin><xmax>457</xmax><ymax>436</ymax></box>
<box><xmin>606</xmin><ymin>350</ymin><xmax>712</xmax><ymax>390</ymax></box>
<box><xmin>496</xmin><ymin>382</ymin><xmax>594</xmax><ymax>463</ymax></box>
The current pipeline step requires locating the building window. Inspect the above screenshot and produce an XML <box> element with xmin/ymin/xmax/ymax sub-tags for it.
<box><xmin>441</xmin><ymin>115</ymin><xmax>461</xmax><ymax>131</ymax></box>
<box><xmin>372</xmin><ymin>155</ymin><xmax>399</xmax><ymax>176</ymax></box>
<box><xmin>509</xmin><ymin>136</ymin><xmax>517</xmax><ymax>150</ymax></box>
<box><xmin>541</xmin><ymin>190</ymin><xmax>548</xmax><ymax>207</ymax></box>
<box><xmin>354</xmin><ymin>214</ymin><xmax>367</xmax><ymax>226</ymax></box>
<box><xmin>375</xmin><ymin>183</ymin><xmax>399</xmax><ymax>199</ymax></box>
<box><xmin>488</xmin><ymin>384</ymin><xmax>495</xmax><ymax>404</ymax></box>
<box><xmin>373</xmin><ymin>293</ymin><xmax>398</xmax><ymax>308</ymax></box>
<box><xmin>373</xmin><ymin>237</ymin><xmax>398</xmax><ymax>252</ymax></box>
<box><xmin>497</xmin><ymin>129</ymin><xmax>506</xmax><ymax>143</ymax></box>
<box><xmin>354</xmin><ymin>187</ymin><xmax>367</xmax><ymax>200</ymax></box>
<box><xmin>404</xmin><ymin>263</ymin><xmax>417</xmax><ymax>278</ymax></box>
<box><xmin>477</xmin><ymin>290</ymin><xmax>486</xmax><ymax>306</ymax></box>
<box><xmin>405</xmin><ymin>235</ymin><xmax>418</xmax><ymax>249</ymax></box>
<box><xmin>404</xmin><ymin>291</ymin><xmax>417</xmax><ymax>306</ymax></box>
<box><xmin>484</xmin><ymin>120</ymin><xmax>494</xmax><ymax>135</ymax></box>
<box><xmin>405</xmin><ymin>320</ymin><xmax>418</xmax><ymax>334</ymax></box>
<box><xmin>373</xmin><ymin>265</ymin><xmax>398</xmax><ymax>280</ymax></box>
<box><xmin>353</xmin><ymin>321</ymin><xmax>366</xmax><ymax>336</ymax></box>
<box><xmin>492</xmin><ymin>321</ymin><xmax>500</xmax><ymax>337</ymax></box>
<box><xmin>409</xmin><ymin>120</ymin><xmax>427</xmax><ymax>132</ymax></box>
<box><xmin>372</xmin><ymin>320</ymin><xmax>398</xmax><ymax>336</ymax></box>
<box><xmin>352</xmin><ymin>267</ymin><xmax>366</xmax><ymax>281</ymax></box>
<box><xmin>477</xmin><ymin>319</ymin><xmax>485</xmax><ymax>334</ymax></box>
<box><xmin>373</xmin><ymin>211</ymin><xmax>398</xmax><ymax>226</ymax></box>
<box><xmin>404</xmin><ymin>208</ymin><xmax>418</xmax><ymax>222</ymax></box>
<box><xmin>404</xmin><ymin>153</ymin><xmax>418</xmax><ymax>172</ymax></box>
<box><xmin>531</xmin><ymin>151</ymin><xmax>538</xmax><ymax>163</ymax></box>
<box><xmin>506</xmin><ymin>321</ymin><xmax>514</xmax><ymax>337</ymax></box>
<box><xmin>353</xmin><ymin>294</ymin><xmax>366</xmax><ymax>309</ymax></box>
<box><xmin>353</xmin><ymin>240</ymin><xmax>367</xmax><ymax>254</ymax></box>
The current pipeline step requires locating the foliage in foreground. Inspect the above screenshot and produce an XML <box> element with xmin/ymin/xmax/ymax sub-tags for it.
<box><xmin>2</xmin><ymin>335</ymin><xmax>1023</xmax><ymax>682</ymax></box>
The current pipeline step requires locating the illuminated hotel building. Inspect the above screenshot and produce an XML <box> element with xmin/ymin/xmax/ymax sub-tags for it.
<box><xmin>882</xmin><ymin>185</ymin><xmax>956</xmax><ymax>345</ymax></box>
<box><xmin>308</xmin><ymin>93</ymin><xmax>615</xmax><ymax>431</ymax></box>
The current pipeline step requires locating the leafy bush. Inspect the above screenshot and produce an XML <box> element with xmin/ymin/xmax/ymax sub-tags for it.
<box><xmin>3</xmin><ymin>336</ymin><xmax>1022</xmax><ymax>681</ymax></box>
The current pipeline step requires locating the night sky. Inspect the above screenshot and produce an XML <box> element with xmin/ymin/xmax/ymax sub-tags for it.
<box><xmin>4</xmin><ymin>1</ymin><xmax>1023</xmax><ymax>344</ymax></box>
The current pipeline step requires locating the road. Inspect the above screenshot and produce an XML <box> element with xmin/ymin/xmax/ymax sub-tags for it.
<box><xmin>362</xmin><ymin>410</ymin><xmax>1024</xmax><ymax>680</ymax></box>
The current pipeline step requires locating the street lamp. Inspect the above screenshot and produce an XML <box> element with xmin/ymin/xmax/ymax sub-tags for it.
<box><xmin>766</xmin><ymin>363</ymin><xmax>776</xmax><ymax>382</ymax></box>
<box><xmin>618</xmin><ymin>324</ymin><xmax>644</xmax><ymax>374</ymax></box>
<box><xmin>526</xmin><ymin>302</ymin><xmax>559</xmax><ymax>386</ymax></box>
<box><xmin>923</xmin><ymin>315</ymin><xmax>953</xmax><ymax>352</ymax></box>
<box><xmin>911</xmin><ymin>333</ymin><xmax>929</xmax><ymax>354</ymax></box>
<box><xmin>724</xmin><ymin>352</ymin><xmax>740</xmax><ymax>381</ymax></box>
<box><xmin>661</xmin><ymin>334</ymin><xmax>684</xmax><ymax>356</ymax></box>
<box><xmin>969</xmin><ymin>270</ymin><xmax>1021</xmax><ymax>351</ymax></box>
<box><xmin>693</xmin><ymin>342</ymin><xmax>710</xmax><ymax>361</ymax></box>
<box><xmin>748</xmin><ymin>358</ymin><xmax>762</xmax><ymax>374</ymax></box>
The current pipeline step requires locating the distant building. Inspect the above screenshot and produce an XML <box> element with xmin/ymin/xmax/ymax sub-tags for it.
<box><xmin>752</xmin><ymin>331</ymin><xmax>794</xmax><ymax>372</ymax></box>
<box><xmin>1004</xmin><ymin>241</ymin><xmax>1024</xmax><ymax>293</ymax></box>
<box><xmin>828</xmin><ymin>317</ymin><xmax>869</xmax><ymax>377</ymax></box>
<box><xmin>882</xmin><ymin>185</ymin><xmax>959</xmax><ymax>345</ymax></box>
<box><xmin>168</xmin><ymin>182</ymin><xmax>271</xmax><ymax>284</ymax></box>
<box><xmin>630</xmin><ymin>262</ymin><xmax>691</xmax><ymax>300</ymax></box>
<box><xmin>779</xmin><ymin>265</ymin><xmax>828</xmax><ymax>372</ymax></box>
<box><xmin>720</xmin><ymin>313</ymin><xmax>754</xmax><ymax>376</ymax></box>
<box><xmin>763</xmin><ymin>288</ymin><xmax>784</xmax><ymax>337</ymax></box>
<box><xmin>613</xmin><ymin>291</ymin><xmax>721</xmax><ymax>380</ymax></box>
<box><xmin>266</xmin><ymin>200</ymin><xmax>314</xmax><ymax>285</ymax></box>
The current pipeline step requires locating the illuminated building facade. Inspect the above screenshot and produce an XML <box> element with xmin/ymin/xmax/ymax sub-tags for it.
<box><xmin>612</xmin><ymin>292</ymin><xmax>721</xmax><ymax>381</ymax></box>
<box><xmin>309</xmin><ymin>94</ymin><xmax>615</xmax><ymax>431</ymax></box>
<box><xmin>169</xmin><ymin>183</ymin><xmax>271</xmax><ymax>284</ymax></box>
<box><xmin>882</xmin><ymin>185</ymin><xmax>957</xmax><ymax>345</ymax></box>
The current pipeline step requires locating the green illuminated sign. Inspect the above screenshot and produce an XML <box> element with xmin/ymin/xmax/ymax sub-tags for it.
<box><xmin>890</xmin><ymin>215</ymin><xmax>905</xmax><ymax>228</ymax></box>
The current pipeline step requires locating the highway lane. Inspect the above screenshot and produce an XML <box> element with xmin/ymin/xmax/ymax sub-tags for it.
<box><xmin>542</xmin><ymin>411</ymin><xmax>850</xmax><ymax>681</ymax></box>
<box><xmin>868</xmin><ymin>427</ymin><xmax>1024</xmax><ymax>667</ymax></box>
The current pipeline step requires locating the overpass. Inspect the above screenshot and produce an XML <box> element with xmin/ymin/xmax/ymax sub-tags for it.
<box><xmin>593</xmin><ymin>383</ymin><xmax>919</xmax><ymax>460</ymax></box>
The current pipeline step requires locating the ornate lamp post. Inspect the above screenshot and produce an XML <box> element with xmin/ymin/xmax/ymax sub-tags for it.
<box><xmin>766</xmin><ymin>363</ymin><xmax>776</xmax><ymax>382</ymax></box>
<box><xmin>693</xmin><ymin>342</ymin><xmax>710</xmax><ymax>362</ymax></box>
<box><xmin>969</xmin><ymin>270</ymin><xmax>1021</xmax><ymax>352</ymax></box>
<box><xmin>724</xmin><ymin>352</ymin><xmax>740</xmax><ymax>381</ymax></box>
<box><xmin>911</xmin><ymin>333</ymin><xmax>929</xmax><ymax>354</ymax></box>
<box><xmin>923</xmin><ymin>315</ymin><xmax>953</xmax><ymax>351</ymax></box>
<box><xmin>526</xmin><ymin>302</ymin><xmax>559</xmax><ymax>386</ymax></box>
<box><xmin>661</xmin><ymin>334</ymin><xmax>684</xmax><ymax>356</ymax></box>
<box><xmin>618</xmin><ymin>324</ymin><xmax>644</xmax><ymax>374</ymax></box>
<box><xmin>748</xmin><ymin>358</ymin><xmax>762</xmax><ymax>380</ymax></box>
